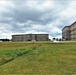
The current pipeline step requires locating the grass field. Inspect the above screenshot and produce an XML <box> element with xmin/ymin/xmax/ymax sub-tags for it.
<box><xmin>0</xmin><ymin>42</ymin><xmax>76</xmax><ymax>75</ymax></box>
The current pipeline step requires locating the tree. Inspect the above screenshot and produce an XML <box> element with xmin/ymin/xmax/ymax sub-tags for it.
<box><xmin>53</xmin><ymin>38</ymin><xmax>56</xmax><ymax>41</ymax></box>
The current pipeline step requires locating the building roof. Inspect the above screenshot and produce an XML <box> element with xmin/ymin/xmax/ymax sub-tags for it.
<box><xmin>62</xmin><ymin>26</ymin><xmax>70</xmax><ymax>30</ymax></box>
<box><xmin>62</xmin><ymin>21</ymin><xmax>76</xmax><ymax>30</ymax></box>
<box><xmin>12</xmin><ymin>34</ymin><xmax>49</xmax><ymax>36</ymax></box>
<box><xmin>70</xmin><ymin>21</ymin><xmax>76</xmax><ymax>27</ymax></box>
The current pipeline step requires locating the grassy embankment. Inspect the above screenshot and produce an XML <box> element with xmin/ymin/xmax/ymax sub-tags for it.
<box><xmin>0</xmin><ymin>42</ymin><xmax>76</xmax><ymax>74</ymax></box>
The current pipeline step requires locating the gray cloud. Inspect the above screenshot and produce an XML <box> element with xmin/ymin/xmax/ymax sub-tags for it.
<box><xmin>0</xmin><ymin>0</ymin><xmax>76</xmax><ymax>39</ymax></box>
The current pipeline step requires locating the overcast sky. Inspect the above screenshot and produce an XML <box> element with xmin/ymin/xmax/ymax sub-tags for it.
<box><xmin>0</xmin><ymin>0</ymin><xmax>76</xmax><ymax>39</ymax></box>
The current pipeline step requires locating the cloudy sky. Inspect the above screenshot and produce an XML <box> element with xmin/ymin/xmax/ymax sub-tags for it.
<box><xmin>0</xmin><ymin>0</ymin><xmax>76</xmax><ymax>39</ymax></box>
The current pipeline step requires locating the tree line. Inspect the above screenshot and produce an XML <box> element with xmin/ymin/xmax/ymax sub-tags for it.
<box><xmin>0</xmin><ymin>39</ymin><xmax>11</xmax><ymax>42</ymax></box>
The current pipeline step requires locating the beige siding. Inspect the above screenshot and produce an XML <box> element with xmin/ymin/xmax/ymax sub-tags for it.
<box><xmin>12</xmin><ymin>34</ymin><xmax>49</xmax><ymax>42</ymax></box>
<box><xmin>62</xmin><ymin>22</ymin><xmax>76</xmax><ymax>40</ymax></box>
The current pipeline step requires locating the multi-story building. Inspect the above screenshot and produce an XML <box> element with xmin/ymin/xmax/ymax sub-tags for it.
<box><xmin>12</xmin><ymin>34</ymin><xmax>49</xmax><ymax>42</ymax></box>
<box><xmin>62</xmin><ymin>26</ymin><xmax>70</xmax><ymax>40</ymax></box>
<box><xmin>62</xmin><ymin>21</ymin><xmax>76</xmax><ymax>40</ymax></box>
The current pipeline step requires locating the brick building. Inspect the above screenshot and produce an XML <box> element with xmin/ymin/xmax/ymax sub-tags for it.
<box><xmin>62</xmin><ymin>21</ymin><xmax>76</xmax><ymax>40</ymax></box>
<box><xmin>12</xmin><ymin>34</ymin><xmax>49</xmax><ymax>42</ymax></box>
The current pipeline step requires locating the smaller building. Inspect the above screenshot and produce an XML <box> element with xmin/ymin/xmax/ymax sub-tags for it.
<box><xmin>12</xmin><ymin>34</ymin><xmax>49</xmax><ymax>42</ymax></box>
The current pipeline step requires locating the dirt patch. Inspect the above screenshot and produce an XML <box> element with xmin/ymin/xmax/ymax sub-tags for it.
<box><xmin>61</xmin><ymin>55</ymin><xmax>76</xmax><ymax>59</ymax></box>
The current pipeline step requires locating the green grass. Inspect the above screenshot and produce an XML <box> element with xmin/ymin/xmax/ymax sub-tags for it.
<box><xmin>0</xmin><ymin>42</ymin><xmax>76</xmax><ymax>75</ymax></box>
